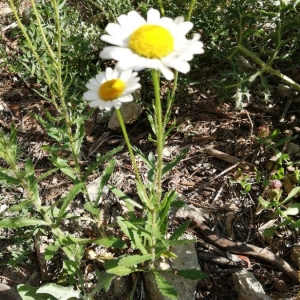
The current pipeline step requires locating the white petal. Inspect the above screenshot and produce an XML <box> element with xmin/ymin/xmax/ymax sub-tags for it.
<box><xmin>100</xmin><ymin>47</ymin><xmax>133</xmax><ymax>61</ymax></box>
<box><xmin>86</xmin><ymin>82</ymin><xmax>99</xmax><ymax>91</ymax></box>
<box><xmin>147</xmin><ymin>8</ymin><xmax>160</xmax><ymax>23</ymax></box>
<box><xmin>88</xmin><ymin>100</ymin><xmax>102</xmax><ymax>107</ymax></box>
<box><xmin>105</xmin><ymin>23</ymin><xmax>123</xmax><ymax>37</ymax></box>
<box><xmin>83</xmin><ymin>91</ymin><xmax>99</xmax><ymax>101</ymax></box>
<box><xmin>168</xmin><ymin>59</ymin><xmax>190</xmax><ymax>73</ymax></box>
<box><xmin>101</xmin><ymin>34</ymin><xmax>127</xmax><ymax>47</ymax></box>
<box><xmin>177</xmin><ymin>21</ymin><xmax>193</xmax><ymax>35</ymax></box>
<box><xmin>119</xmin><ymin>94</ymin><xmax>133</xmax><ymax>102</ymax></box>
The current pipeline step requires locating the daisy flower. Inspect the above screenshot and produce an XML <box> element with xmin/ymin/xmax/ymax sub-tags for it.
<box><xmin>83</xmin><ymin>67</ymin><xmax>141</xmax><ymax>111</ymax></box>
<box><xmin>100</xmin><ymin>8</ymin><xmax>204</xmax><ymax>80</ymax></box>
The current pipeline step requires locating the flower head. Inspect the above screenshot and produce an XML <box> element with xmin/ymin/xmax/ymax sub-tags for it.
<box><xmin>83</xmin><ymin>67</ymin><xmax>140</xmax><ymax>111</ymax></box>
<box><xmin>100</xmin><ymin>9</ymin><xmax>204</xmax><ymax>80</ymax></box>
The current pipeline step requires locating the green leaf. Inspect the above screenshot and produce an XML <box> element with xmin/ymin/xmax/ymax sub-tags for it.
<box><xmin>108</xmin><ymin>185</ymin><xmax>143</xmax><ymax>209</ymax></box>
<box><xmin>95</xmin><ymin>159</ymin><xmax>115</xmax><ymax>205</ymax></box>
<box><xmin>162</xmin><ymin>148</ymin><xmax>189</xmax><ymax>176</ymax></box>
<box><xmin>0</xmin><ymin>217</ymin><xmax>47</xmax><ymax>228</ymax></box>
<box><xmin>91</xmin><ymin>236</ymin><xmax>126</xmax><ymax>248</ymax></box>
<box><xmin>280</xmin><ymin>187</ymin><xmax>300</xmax><ymax>205</ymax></box>
<box><xmin>83</xmin><ymin>146</ymin><xmax>122</xmax><ymax>180</ymax></box>
<box><xmin>84</xmin><ymin>202</ymin><xmax>100</xmax><ymax>217</ymax></box>
<box><xmin>283</xmin><ymin>203</ymin><xmax>300</xmax><ymax>216</ymax></box>
<box><xmin>104</xmin><ymin>259</ymin><xmax>133</xmax><ymax>276</ymax></box>
<box><xmin>58</xmin><ymin>182</ymin><xmax>84</xmax><ymax>219</ymax></box>
<box><xmin>45</xmin><ymin>243</ymin><xmax>60</xmax><ymax>260</ymax></box>
<box><xmin>129</xmin><ymin>230</ymin><xmax>148</xmax><ymax>255</ymax></box>
<box><xmin>17</xmin><ymin>284</ymin><xmax>56</xmax><ymax>300</ymax></box>
<box><xmin>9</xmin><ymin>199</ymin><xmax>35</xmax><ymax>212</ymax></box>
<box><xmin>263</xmin><ymin>227</ymin><xmax>277</xmax><ymax>238</ymax></box>
<box><xmin>258</xmin><ymin>196</ymin><xmax>270</xmax><ymax>208</ymax></box>
<box><xmin>153</xmin><ymin>271</ymin><xmax>177</xmax><ymax>300</ymax></box>
<box><xmin>169</xmin><ymin>220</ymin><xmax>192</xmax><ymax>242</ymax></box>
<box><xmin>36</xmin><ymin>283</ymin><xmax>81</xmax><ymax>300</ymax></box>
<box><xmin>159</xmin><ymin>190</ymin><xmax>178</xmax><ymax>235</ymax></box>
<box><xmin>176</xmin><ymin>269</ymin><xmax>207</xmax><ymax>280</ymax></box>
<box><xmin>0</xmin><ymin>170</ymin><xmax>20</xmax><ymax>185</ymax></box>
<box><xmin>93</xmin><ymin>270</ymin><xmax>115</xmax><ymax>293</ymax></box>
<box><xmin>118</xmin><ymin>254</ymin><xmax>153</xmax><ymax>267</ymax></box>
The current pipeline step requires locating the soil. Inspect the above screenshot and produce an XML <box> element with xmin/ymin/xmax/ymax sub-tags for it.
<box><xmin>1</xmin><ymin>2</ymin><xmax>300</xmax><ymax>300</ymax></box>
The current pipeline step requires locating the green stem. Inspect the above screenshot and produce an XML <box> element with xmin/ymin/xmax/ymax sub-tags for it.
<box><xmin>115</xmin><ymin>109</ymin><xmax>143</xmax><ymax>187</ymax></box>
<box><xmin>186</xmin><ymin>0</ymin><xmax>197</xmax><ymax>21</ymax></box>
<box><xmin>238</xmin><ymin>45</ymin><xmax>300</xmax><ymax>92</ymax></box>
<box><xmin>157</xmin><ymin>0</ymin><xmax>165</xmax><ymax>16</ymax></box>
<box><xmin>152</xmin><ymin>70</ymin><xmax>163</xmax><ymax>204</ymax></box>
<box><xmin>8</xmin><ymin>0</ymin><xmax>58</xmax><ymax>110</ymax></box>
<box><xmin>29</xmin><ymin>0</ymin><xmax>57</xmax><ymax>62</ymax></box>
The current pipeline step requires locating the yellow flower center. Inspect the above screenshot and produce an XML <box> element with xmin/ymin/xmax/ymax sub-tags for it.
<box><xmin>99</xmin><ymin>79</ymin><xmax>126</xmax><ymax>101</ymax></box>
<box><xmin>129</xmin><ymin>24</ymin><xmax>174</xmax><ymax>58</ymax></box>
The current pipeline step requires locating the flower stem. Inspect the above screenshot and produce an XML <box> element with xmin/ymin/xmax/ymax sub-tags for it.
<box><xmin>157</xmin><ymin>0</ymin><xmax>165</xmax><ymax>16</ymax></box>
<box><xmin>115</xmin><ymin>109</ymin><xmax>143</xmax><ymax>187</ymax></box>
<box><xmin>186</xmin><ymin>0</ymin><xmax>197</xmax><ymax>21</ymax></box>
<box><xmin>152</xmin><ymin>70</ymin><xmax>163</xmax><ymax>204</ymax></box>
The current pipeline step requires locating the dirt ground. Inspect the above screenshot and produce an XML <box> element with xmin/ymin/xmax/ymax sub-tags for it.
<box><xmin>1</xmin><ymin>2</ymin><xmax>300</xmax><ymax>300</ymax></box>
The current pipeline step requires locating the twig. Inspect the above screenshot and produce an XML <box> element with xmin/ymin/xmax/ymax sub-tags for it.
<box><xmin>204</xmin><ymin>148</ymin><xmax>252</xmax><ymax>170</ymax></box>
<box><xmin>181</xmin><ymin>208</ymin><xmax>299</xmax><ymax>282</ymax></box>
<box><xmin>279</xmin><ymin>97</ymin><xmax>293</xmax><ymax>123</ymax></box>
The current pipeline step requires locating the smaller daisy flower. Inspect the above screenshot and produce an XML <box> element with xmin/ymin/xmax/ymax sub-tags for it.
<box><xmin>83</xmin><ymin>67</ymin><xmax>141</xmax><ymax>111</ymax></box>
<box><xmin>100</xmin><ymin>9</ymin><xmax>204</xmax><ymax>80</ymax></box>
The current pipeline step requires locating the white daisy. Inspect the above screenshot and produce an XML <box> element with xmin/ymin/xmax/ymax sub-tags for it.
<box><xmin>100</xmin><ymin>9</ymin><xmax>204</xmax><ymax>80</ymax></box>
<box><xmin>83</xmin><ymin>67</ymin><xmax>141</xmax><ymax>111</ymax></box>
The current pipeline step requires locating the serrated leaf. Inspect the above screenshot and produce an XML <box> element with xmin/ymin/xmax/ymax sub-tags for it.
<box><xmin>118</xmin><ymin>254</ymin><xmax>153</xmax><ymax>267</ymax></box>
<box><xmin>153</xmin><ymin>271</ymin><xmax>177</xmax><ymax>300</ymax></box>
<box><xmin>169</xmin><ymin>220</ymin><xmax>192</xmax><ymax>242</ymax></box>
<box><xmin>36</xmin><ymin>283</ymin><xmax>81</xmax><ymax>300</ymax></box>
<box><xmin>176</xmin><ymin>269</ymin><xmax>207</xmax><ymax>280</ymax></box>
<box><xmin>104</xmin><ymin>259</ymin><xmax>133</xmax><ymax>276</ymax></box>
<box><xmin>0</xmin><ymin>217</ymin><xmax>47</xmax><ymax>228</ymax></box>
<box><xmin>94</xmin><ymin>270</ymin><xmax>115</xmax><ymax>293</ymax></box>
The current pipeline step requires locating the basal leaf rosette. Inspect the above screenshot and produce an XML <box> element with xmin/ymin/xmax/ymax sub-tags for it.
<box><xmin>83</xmin><ymin>67</ymin><xmax>141</xmax><ymax>111</ymax></box>
<box><xmin>100</xmin><ymin>9</ymin><xmax>204</xmax><ymax>80</ymax></box>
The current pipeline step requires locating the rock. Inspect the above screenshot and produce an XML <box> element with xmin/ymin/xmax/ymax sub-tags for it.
<box><xmin>85</xmin><ymin>177</ymin><xmax>109</xmax><ymax>203</ymax></box>
<box><xmin>232</xmin><ymin>269</ymin><xmax>271</xmax><ymax>300</ymax></box>
<box><xmin>108</xmin><ymin>102</ymin><xmax>142</xmax><ymax>131</ymax></box>
<box><xmin>0</xmin><ymin>284</ymin><xmax>22</xmax><ymax>300</ymax></box>
<box><xmin>143</xmin><ymin>234</ymin><xmax>201</xmax><ymax>300</ymax></box>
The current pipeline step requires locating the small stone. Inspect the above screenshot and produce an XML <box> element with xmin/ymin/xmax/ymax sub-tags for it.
<box><xmin>277</xmin><ymin>84</ymin><xmax>291</xmax><ymax>98</ymax></box>
<box><xmin>232</xmin><ymin>269</ymin><xmax>271</xmax><ymax>300</ymax></box>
